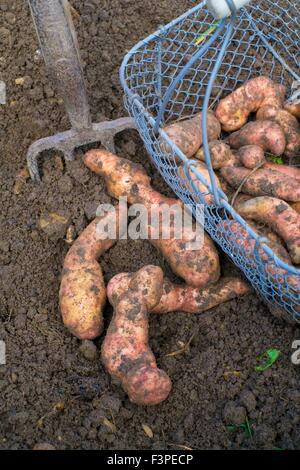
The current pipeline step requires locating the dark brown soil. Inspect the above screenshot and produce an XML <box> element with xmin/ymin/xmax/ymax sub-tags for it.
<box><xmin>0</xmin><ymin>0</ymin><xmax>299</xmax><ymax>451</ymax></box>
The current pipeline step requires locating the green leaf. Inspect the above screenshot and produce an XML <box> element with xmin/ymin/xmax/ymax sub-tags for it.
<box><xmin>269</xmin><ymin>155</ymin><xmax>284</xmax><ymax>165</ymax></box>
<box><xmin>244</xmin><ymin>417</ymin><xmax>254</xmax><ymax>438</ymax></box>
<box><xmin>255</xmin><ymin>349</ymin><xmax>281</xmax><ymax>372</ymax></box>
<box><xmin>227</xmin><ymin>419</ymin><xmax>254</xmax><ymax>438</ymax></box>
<box><xmin>194</xmin><ymin>21</ymin><xmax>220</xmax><ymax>45</ymax></box>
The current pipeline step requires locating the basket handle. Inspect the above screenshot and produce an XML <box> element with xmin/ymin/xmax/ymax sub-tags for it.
<box><xmin>202</xmin><ymin>0</ymin><xmax>238</xmax><ymax>205</ymax></box>
<box><xmin>154</xmin><ymin>1</ymin><xmax>238</xmax><ymax>206</ymax></box>
<box><xmin>153</xmin><ymin>19</ymin><xmax>226</xmax><ymax>133</ymax></box>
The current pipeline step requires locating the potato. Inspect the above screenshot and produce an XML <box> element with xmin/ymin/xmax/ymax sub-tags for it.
<box><xmin>151</xmin><ymin>277</ymin><xmax>251</xmax><ymax>314</ymax></box>
<box><xmin>263</xmin><ymin>162</ymin><xmax>300</xmax><ymax>182</ymax></box>
<box><xmin>162</xmin><ymin>111</ymin><xmax>221</xmax><ymax>158</ymax></box>
<box><xmin>229</xmin><ymin>121</ymin><xmax>286</xmax><ymax>156</ymax></box>
<box><xmin>178</xmin><ymin>160</ymin><xmax>222</xmax><ymax>205</ymax></box>
<box><xmin>236</xmin><ymin>145</ymin><xmax>265</xmax><ymax>169</ymax></box>
<box><xmin>59</xmin><ymin>205</ymin><xmax>125</xmax><ymax>340</ymax></box>
<box><xmin>284</xmin><ymin>100</ymin><xmax>300</xmax><ymax>119</ymax></box>
<box><xmin>220</xmin><ymin>166</ymin><xmax>300</xmax><ymax>202</ymax></box>
<box><xmin>110</xmin><ymin>273</ymin><xmax>251</xmax><ymax>315</ymax></box>
<box><xmin>195</xmin><ymin>140</ymin><xmax>238</xmax><ymax>169</ymax></box>
<box><xmin>220</xmin><ymin>167</ymin><xmax>300</xmax><ymax>202</ymax></box>
<box><xmin>235</xmin><ymin>197</ymin><xmax>300</xmax><ymax>264</ymax></box>
<box><xmin>257</xmin><ymin>105</ymin><xmax>300</xmax><ymax>157</ymax></box>
<box><xmin>102</xmin><ymin>266</ymin><xmax>172</xmax><ymax>405</ymax></box>
<box><xmin>216</xmin><ymin>77</ymin><xmax>286</xmax><ymax>132</ymax></box>
<box><xmin>85</xmin><ymin>150</ymin><xmax>221</xmax><ymax>288</ymax></box>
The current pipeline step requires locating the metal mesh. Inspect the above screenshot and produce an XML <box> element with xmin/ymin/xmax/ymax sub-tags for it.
<box><xmin>121</xmin><ymin>1</ymin><xmax>300</xmax><ymax>319</ymax></box>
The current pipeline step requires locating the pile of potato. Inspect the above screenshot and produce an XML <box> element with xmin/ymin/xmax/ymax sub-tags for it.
<box><xmin>164</xmin><ymin>76</ymin><xmax>300</xmax><ymax>270</ymax></box>
<box><xmin>59</xmin><ymin>76</ymin><xmax>299</xmax><ymax>406</ymax></box>
<box><xmin>60</xmin><ymin>149</ymin><xmax>251</xmax><ymax>406</ymax></box>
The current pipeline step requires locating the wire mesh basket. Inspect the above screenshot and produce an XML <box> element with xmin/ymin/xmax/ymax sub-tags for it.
<box><xmin>120</xmin><ymin>0</ymin><xmax>300</xmax><ymax>320</ymax></box>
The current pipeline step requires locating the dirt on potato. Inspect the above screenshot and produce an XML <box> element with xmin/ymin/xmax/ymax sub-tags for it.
<box><xmin>0</xmin><ymin>0</ymin><xmax>300</xmax><ymax>450</ymax></box>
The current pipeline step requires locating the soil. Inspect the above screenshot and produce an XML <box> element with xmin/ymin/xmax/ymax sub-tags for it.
<box><xmin>0</xmin><ymin>0</ymin><xmax>300</xmax><ymax>451</ymax></box>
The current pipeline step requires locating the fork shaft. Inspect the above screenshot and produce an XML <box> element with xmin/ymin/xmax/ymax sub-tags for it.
<box><xmin>28</xmin><ymin>0</ymin><xmax>91</xmax><ymax>130</ymax></box>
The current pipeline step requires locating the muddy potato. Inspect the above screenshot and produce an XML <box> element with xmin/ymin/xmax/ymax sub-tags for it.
<box><xmin>229</xmin><ymin>121</ymin><xmax>286</xmax><ymax>156</ymax></box>
<box><xmin>257</xmin><ymin>106</ymin><xmax>300</xmax><ymax>157</ymax></box>
<box><xmin>216</xmin><ymin>77</ymin><xmax>286</xmax><ymax>132</ymax></box>
<box><xmin>161</xmin><ymin>111</ymin><xmax>221</xmax><ymax>158</ymax></box>
<box><xmin>85</xmin><ymin>150</ymin><xmax>221</xmax><ymax>289</ymax></box>
<box><xmin>220</xmin><ymin>166</ymin><xmax>300</xmax><ymax>202</ymax></box>
<box><xmin>102</xmin><ymin>266</ymin><xmax>172</xmax><ymax>406</ymax></box>
<box><xmin>195</xmin><ymin>140</ymin><xmax>238</xmax><ymax>169</ymax></box>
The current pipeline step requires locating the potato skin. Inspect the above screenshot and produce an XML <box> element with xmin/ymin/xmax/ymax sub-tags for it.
<box><xmin>162</xmin><ymin>111</ymin><xmax>221</xmax><ymax>158</ymax></box>
<box><xmin>85</xmin><ymin>150</ymin><xmax>220</xmax><ymax>288</ymax></box>
<box><xmin>217</xmin><ymin>220</ymin><xmax>300</xmax><ymax>309</ymax></box>
<box><xmin>60</xmin><ymin>264</ymin><xmax>106</xmax><ymax>340</ymax></box>
<box><xmin>59</xmin><ymin>206</ymin><xmax>125</xmax><ymax>340</ymax></box>
<box><xmin>151</xmin><ymin>277</ymin><xmax>251</xmax><ymax>314</ymax></box>
<box><xmin>220</xmin><ymin>166</ymin><xmax>300</xmax><ymax>202</ymax></box>
<box><xmin>257</xmin><ymin>106</ymin><xmax>300</xmax><ymax>157</ymax></box>
<box><xmin>236</xmin><ymin>145</ymin><xmax>265</xmax><ymax>169</ymax></box>
<box><xmin>108</xmin><ymin>273</ymin><xmax>250</xmax><ymax>315</ymax></box>
<box><xmin>220</xmin><ymin>219</ymin><xmax>295</xmax><ymax>288</ymax></box>
<box><xmin>291</xmin><ymin>202</ymin><xmax>300</xmax><ymax>215</ymax></box>
<box><xmin>284</xmin><ymin>101</ymin><xmax>300</xmax><ymax>119</ymax></box>
<box><xmin>102</xmin><ymin>266</ymin><xmax>172</xmax><ymax>406</ymax></box>
<box><xmin>216</xmin><ymin>77</ymin><xmax>286</xmax><ymax>132</ymax></box>
<box><xmin>196</xmin><ymin>142</ymin><xmax>265</xmax><ymax>171</ymax></box>
<box><xmin>235</xmin><ymin>197</ymin><xmax>300</xmax><ymax>265</ymax></box>
<box><xmin>178</xmin><ymin>161</ymin><xmax>222</xmax><ymax>206</ymax></box>
<box><xmin>263</xmin><ymin>162</ymin><xmax>300</xmax><ymax>183</ymax></box>
<box><xmin>229</xmin><ymin>121</ymin><xmax>286</xmax><ymax>155</ymax></box>
<box><xmin>195</xmin><ymin>140</ymin><xmax>238</xmax><ymax>169</ymax></box>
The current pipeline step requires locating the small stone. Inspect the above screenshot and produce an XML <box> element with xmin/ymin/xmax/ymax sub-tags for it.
<box><xmin>44</xmin><ymin>85</ymin><xmax>54</xmax><ymax>98</ymax></box>
<box><xmin>0</xmin><ymin>240</ymin><xmax>10</xmax><ymax>252</ymax></box>
<box><xmin>15</xmin><ymin>76</ymin><xmax>32</xmax><ymax>88</ymax></box>
<box><xmin>223</xmin><ymin>401</ymin><xmax>247</xmax><ymax>426</ymax></box>
<box><xmin>240</xmin><ymin>389</ymin><xmax>257</xmax><ymax>412</ymax></box>
<box><xmin>11</xmin><ymin>372</ymin><xmax>18</xmax><ymax>383</ymax></box>
<box><xmin>33</xmin><ymin>49</ymin><xmax>42</xmax><ymax>63</ymax></box>
<box><xmin>0</xmin><ymin>380</ymin><xmax>7</xmax><ymax>391</ymax></box>
<box><xmin>14</xmin><ymin>313</ymin><xmax>27</xmax><ymax>330</ymax></box>
<box><xmin>65</xmin><ymin>225</ymin><xmax>76</xmax><ymax>245</ymax></box>
<box><xmin>100</xmin><ymin>394</ymin><xmax>122</xmax><ymax>414</ymax></box>
<box><xmin>5</xmin><ymin>12</ymin><xmax>16</xmax><ymax>25</ymax></box>
<box><xmin>190</xmin><ymin>389</ymin><xmax>198</xmax><ymax>401</ymax></box>
<box><xmin>287</xmin><ymin>390</ymin><xmax>300</xmax><ymax>403</ymax></box>
<box><xmin>79</xmin><ymin>340</ymin><xmax>97</xmax><ymax>361</ymax></box>
<box><xmin>9</xmin><ymin>411</ymin><xmax>29</xmax><ymax>426</ymax></box>
<box><xmin>123</xmin><ymin>140</ymin><xmax>136</xmax><ymax>156</ymax></box>
<box><xmin>39</xmin><ymin>211</ymin><xmax>70</xmax><ymax>242</ymax></box>
<box><xmin>57</xmin><ymin>175</ymin><xmax>73</xmax><ymax>195</ymax></box>
<box><xmin>13</xmin><ymin>168</ymin><xmax>30</xmax><ymax>195</ymax></box>
<box><xmin>0</xmin><ymin>27</ymin><xmax>11</xmax><ymax>47</ymax></box>
<box><xmin>183</xmin><ymin>412</ymin><xmax>194</xmax><ymax>430</ymax></box>
<box><xmin>253</xmin><ymin>424</ymin><xmax>276</xmax><ymax>447</ymax></box>
<box><xmin>88</xmin><ymin>429</ymin><xmax>97</xmax><ymax>440</ymax></box>
<box><xmin>33</xmin><ymin>443</ymin><xmax>56</xmax><ymax>451</ymax></box>
<box><xmin>30</xmin><ymin>230</ymin><xmax>39</xmax><ymax>242</ymax></box>
<box><xmin>84</xmin><ymin>201</ymin><xmax>99</xmax><ymax>221</ymax></box>
<box><xmin>26</xmin><ymin>307</ymin><xmax>36</xmax><ymax>320</ymax></box>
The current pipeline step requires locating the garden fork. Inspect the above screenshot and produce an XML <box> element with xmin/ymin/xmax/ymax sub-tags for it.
<box><xmin>27</xmin><ymin>0</ymin><xmax>135</xmax><ymax>181</ymax></box>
